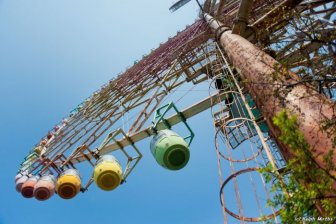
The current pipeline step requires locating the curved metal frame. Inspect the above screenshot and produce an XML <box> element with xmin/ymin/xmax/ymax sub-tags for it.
<box><xmin>215</xmin><ymin>127</ymin><xmax>262</xmax><ymax>163</ymax></box>
<box><xmin>220</xmin><ymin>167</ymin><xmax>281</xmax><ymax>222</ymax></box>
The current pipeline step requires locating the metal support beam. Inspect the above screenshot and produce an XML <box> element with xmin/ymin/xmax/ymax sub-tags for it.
<box><xmin>251</xmin><ymin>0</ymin><xmax>304</xmax><ymax>41</ymax></box>
<box><xmin>204</xmin><ymin>0</ymin><xmax>212</xmax><ymax>13</ymax></box>
<box><xmin>210</xmin><ymin>0</ymin><xmax>218</xmax><ymax>14</ymax></box>
<box><xmin>232</xmin><ymin>0</ymin><xmax>253</xmax><ymax>35</ymax></box>
<box><xmin>204</xmin><ymin>13</ymin><xmax>336</xmax><ymax>175</ymax></box>
<box><xmin>68</xmin><ymin>92</ymin><xmax>227</xmax><ymax>164</ymax></box>
<box><xmin>215</xmin><ymin>0</ymin><xmax>226</xmax><ymax>17</ymax></box>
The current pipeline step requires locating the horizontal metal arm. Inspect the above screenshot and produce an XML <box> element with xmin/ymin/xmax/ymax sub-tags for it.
<box><xmin>67</xmin><ymin>92</ymin><xmax>227</xmax><ymax>165</ymax></box>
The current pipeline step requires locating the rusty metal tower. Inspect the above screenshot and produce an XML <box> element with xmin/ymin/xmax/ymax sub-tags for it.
<box><xmin>16</xmin><ymin>1</ymin><xmax>335</xmax><ymax>223</ymax></box>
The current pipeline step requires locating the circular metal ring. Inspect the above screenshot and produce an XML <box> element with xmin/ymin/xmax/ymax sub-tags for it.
<box><xmin>220</xmin><ymin>167</ymin><xmax>281</xmax><ymax>222</ymax></box>
<box><xmin>215</xmin><ymin>126</ymin><xmax>262</xmax><ymax>163</ymax></box>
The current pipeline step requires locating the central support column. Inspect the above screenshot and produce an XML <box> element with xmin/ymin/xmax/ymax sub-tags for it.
<box><xmin>204</xmin><ymin>13</ymin><xmax>336</xmax><ymax>174</ymax></box>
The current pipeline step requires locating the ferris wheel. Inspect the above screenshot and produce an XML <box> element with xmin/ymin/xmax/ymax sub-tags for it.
<box><xmin>15</xmin><ymin>0</ymin><xmax>336</xmax><ymax>223</ymax></box>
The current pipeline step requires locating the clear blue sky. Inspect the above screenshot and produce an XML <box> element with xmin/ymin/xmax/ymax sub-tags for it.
<box><xmin>0</xmin><ymin>1</ymin><xmax>225</xmax><ymax>224</ymax></box>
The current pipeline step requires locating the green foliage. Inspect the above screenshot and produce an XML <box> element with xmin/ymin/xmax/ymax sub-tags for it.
<box><xmin>261</xmin><ymin>110</ymin><xmax>336</xmax><ymax>223</ymax></box>
<box><xmin>321</xmin><ymin>118</ymin><xmax>336</xmax><ymax>148</ymax></box>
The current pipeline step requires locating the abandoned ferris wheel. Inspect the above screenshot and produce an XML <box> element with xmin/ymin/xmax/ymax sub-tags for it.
<box><xmin>15</xmin><ymin>1</ymin><xmax>336</xmax><ymax>223</ymax></box>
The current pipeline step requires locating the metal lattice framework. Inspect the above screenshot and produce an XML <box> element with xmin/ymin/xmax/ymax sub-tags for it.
<box><xmin>21</xmin><ymin>20</ymin><xmax>212</xmax><ymax>176</ymax></box>
<box><xmin>17</xmin><ymin>0</ymin><xmax>335</xmax><ymax>223</ymax></box>
<box><xmin>205</xmin><ymin>41</ymin><xmax>286</xmax><ymax>222</ymax></box>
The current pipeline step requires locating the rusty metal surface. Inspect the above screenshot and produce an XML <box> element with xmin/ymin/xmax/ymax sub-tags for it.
<box><xmin>18</xmin><ymin>20</ymin><xmax>213</xmax><ymax>176</ymax></box>
<box><xmin>23</xmin><ymin>1</ymin><xmax>336</xmax><ymax>169</ymax></box>
<box><xmin>18</xmin><ymin>2</ymin><xmax>336</xmax><ymax>215</ymax></box>
<box><xmin>205</xmin><ymin>13</ymin><xmax>336</xmax><ymax>171</ymax></box>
